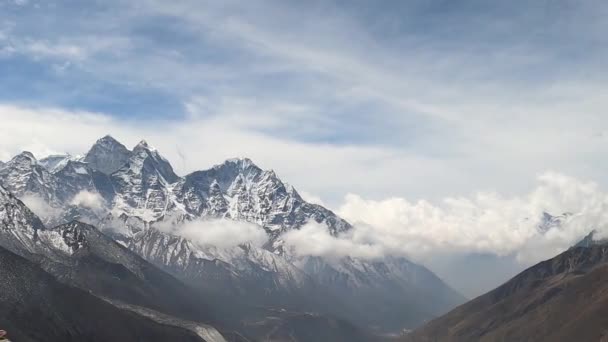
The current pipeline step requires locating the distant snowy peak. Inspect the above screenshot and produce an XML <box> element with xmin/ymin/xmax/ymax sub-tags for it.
<box><xmin>83</xmin><ymin>135</ymin><xmax>132</xmax><ymax>175</ymax></box>
<box><xmin>56</xmin><ymin>160</ymin><xmax>92</xmax><ymax>177</ymax></box>
<box><xmin>573</xmin><ymin>230</ymin><xmax>608</xmax><ymax>248</ymax></box>
<box><xmin>134</xmin><ymin>139</ymin><xmax>152</xmax><ymax>150</ymax></box>
<box><xmin>39</xmin><ymin>154</ymin><xmax>68</xmax><ymax>170</ymax></box>
<box><xmin>200</xmin><ymin>157</ymin><xmax>264</xmax><ymax>191</ymax></box>
<box><xmin>39</xmin><ymin>154</ymin><xmax>76</xmax><ymax>173</ymax></box>
<box><xmin>538</xmin><ymin>211</ymin><xmax>573</xmax><ymax>233</ymax></box>
<box><xmin>6</xmin><ymin>151</ymin><xmax>37</xmax><ymax>170</ymax></box>
<box><xmin>221</xmin><ymin>157</ymin><xmax>259</xmax><ymax>172</ymax></box>
<box><xmin>13</xmin><ymin>150</ymin><xmax>36</xmax><ymax>163</ymax></box>
<box><xmin>131</xmin><ymin>139</ymin><xmax>179</xmax><ymax>183</ymax></box>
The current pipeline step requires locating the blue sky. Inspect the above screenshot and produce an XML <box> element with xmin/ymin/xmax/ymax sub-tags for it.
<box><xmin>3</xmin><ymin>0</ymin><xmax>608</xmax><ymax>295</ymax></box>
<box><xmin>2</xmin><ymin>0</ymin><xmax>605</xmax><ymax>120</ymax></box>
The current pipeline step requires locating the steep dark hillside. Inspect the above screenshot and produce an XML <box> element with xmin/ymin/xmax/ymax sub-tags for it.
<box><xmin>406</xmin><ymin>245</ymin><xmax>608</xmax><ymax>342</ymax></box>
<box><xmin>0</xmin><ymin>246</ymin><xmax>205</xmax><ymax>342</ymax></box>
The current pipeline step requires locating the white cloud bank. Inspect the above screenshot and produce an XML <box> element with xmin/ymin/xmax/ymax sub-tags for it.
<box><xmin>333</xmin><ymin>172</ymin><xmax>608</xmax><ymax>265</ymax></box>
<box><xmin>282</xmin><ymin>222</ymin><xmax>383</xmax><ymax>260</ymax></box>
<box><xmin>157</xmin><ymin>218</ymin><xmax>268</xmax><ymax>249</ymax></box>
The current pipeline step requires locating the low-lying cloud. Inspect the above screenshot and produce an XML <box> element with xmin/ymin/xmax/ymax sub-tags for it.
<box><xmin>282</xmin><ymin>222</ymin><xmax>383</xmax><ymax>260</ymax></box>
<box><xmin>20</xmin><ymin>194</ymin><xmax>62</xmax><ymax>221</ymax></box>
<box><xmin>334</xmin><ymin>172</ymin><xmax>608</xmax><ymax>265</ymax></box>
<box><xmin>70</xmin><ymin>190</ymin><xmax>106</xmax><ymax>213</ymax></box>
<box><xmin>157</xmin><ymin>218</ymin><xmax>269</xmax><ymax>249</ymax></box>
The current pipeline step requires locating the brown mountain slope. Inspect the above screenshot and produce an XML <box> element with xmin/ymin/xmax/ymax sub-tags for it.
<box><xmin>405</xmin><ymin>245</ymin><xmax>608</xmax><ymax>342</ymax></box>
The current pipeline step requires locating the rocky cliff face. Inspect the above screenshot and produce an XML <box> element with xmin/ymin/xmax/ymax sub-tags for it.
<box><xmin>83</xmin><ymin>135</ymin><xmax>133</xmax><ymax>175</ymax></box>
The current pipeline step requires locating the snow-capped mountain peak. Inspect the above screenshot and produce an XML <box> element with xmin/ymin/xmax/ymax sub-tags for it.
<box><xmin>12</xmin><ymin>151</ymin><xmax>37</xmax><ymax>165</ymax></box>
<box><xmin>223</xmin><ymin>157</ymin><xmax>257</xmax><ymax>169</ymax></box>
<box><xmin>84</xmin><ymin>134</ymin><xmax>132</xmax><ymax>175</ymax></box>
<box><xmin>129</xmin><ymin>139</ymin><xmax>178</xmax><ymax>183</ymax></box>
<box><xmin>211</xmin><ymin>157</ymin><xmax>262</xmax><ymax>181</ymax></box>
<box><xmin>538</xmin><ymin>211</ymin><xmax>573</xmax><ymax>233</ymax></box>
<box><xmin>39</xmin><ymin>154</ymin><xmax>75</xmax><ymax>173</ymax></box>
<box><xmin>97</xmin><ymin>134</ymin><xmax>122</xmax><ymax>146</ymax></box>
<box><xmin>134</xmin><ymin>139</ymin><xmax>154</xmax><ymax>151</ymax></box>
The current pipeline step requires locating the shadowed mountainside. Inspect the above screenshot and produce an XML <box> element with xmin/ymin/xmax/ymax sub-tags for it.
<box><xmin>405</xmin><ymin>244</ymin><xmax>608</xmax><ymax>342</ymax></box>
<box><xmin>0</xmin><ymin>245</ymin><xmax>206</xmax><ymax>342</ymax></box>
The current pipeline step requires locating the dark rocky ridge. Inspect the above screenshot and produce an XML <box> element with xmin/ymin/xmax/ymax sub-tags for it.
<box><xmin>406</xmin><ymin>243</ymin><xmax>608</xmax><ymax>342</ymax></box>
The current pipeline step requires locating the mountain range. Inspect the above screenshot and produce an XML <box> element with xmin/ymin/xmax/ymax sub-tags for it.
<box><xmin>4</xmin><ymin>135</ymin><xmax>608</xmax><ymax>341</ymax></box>
<box><xmin>0</xmin><ymin>135</ymin><xmax>465</xmax><ymax>340</ymax></box>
